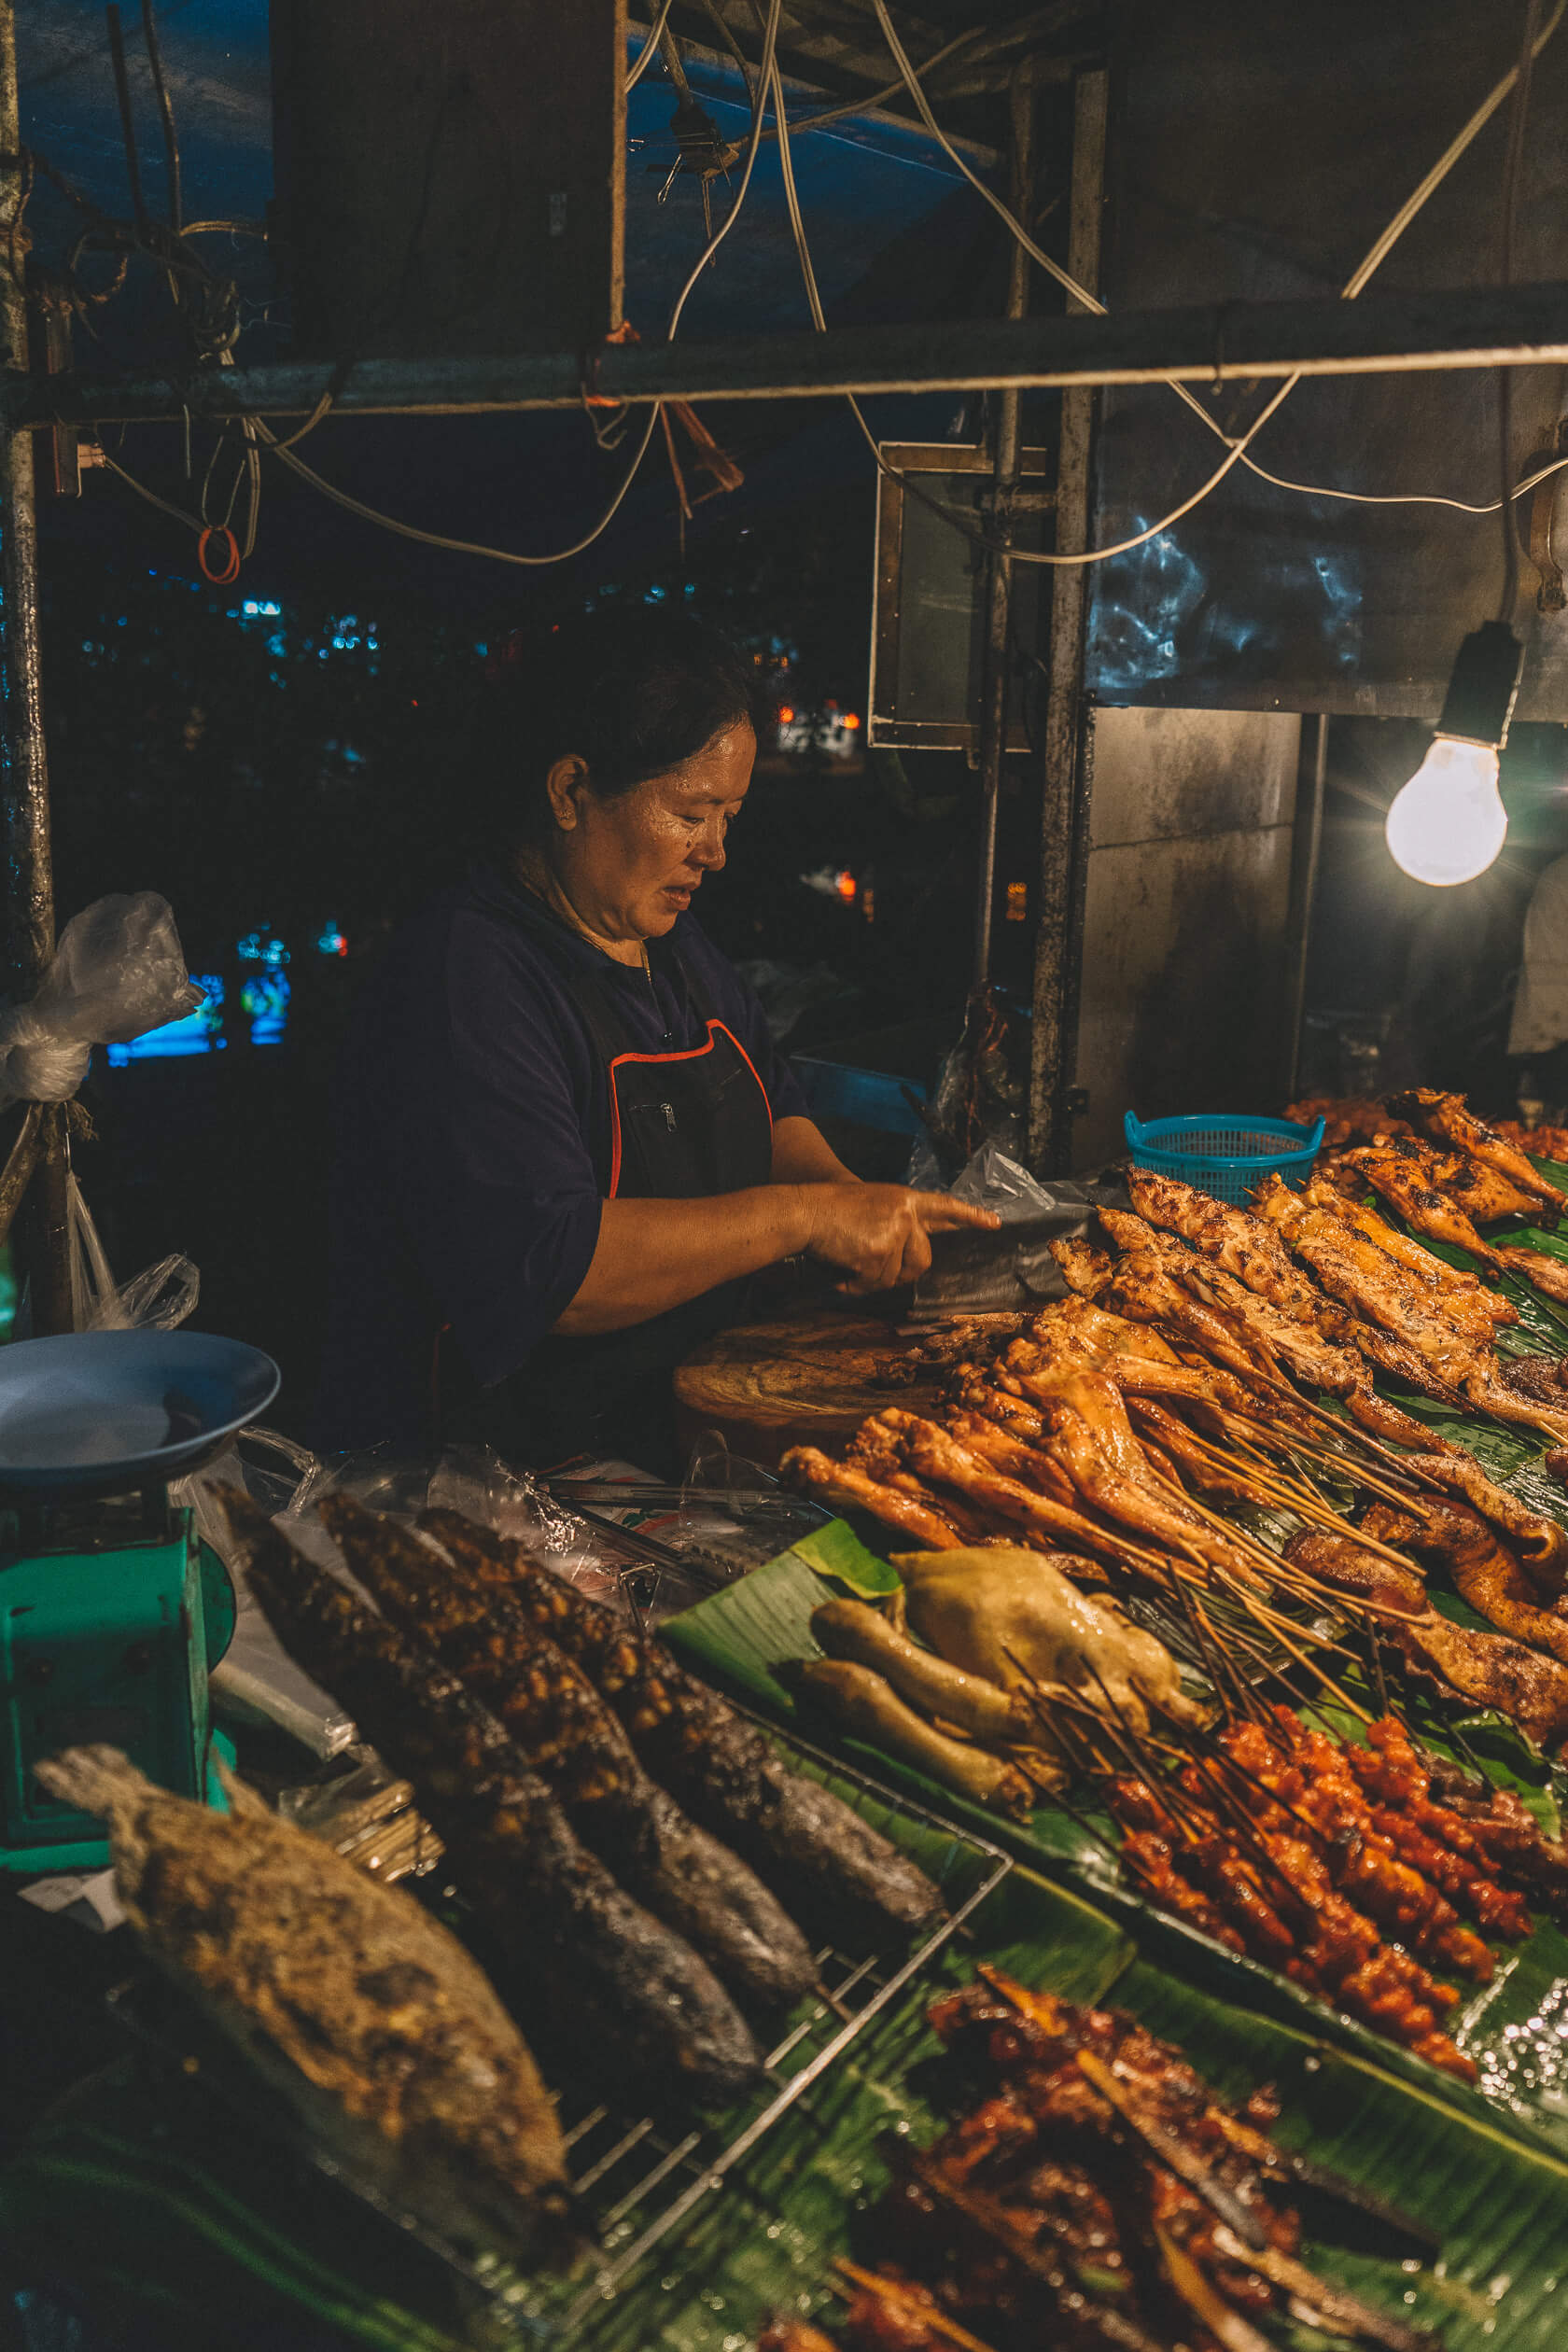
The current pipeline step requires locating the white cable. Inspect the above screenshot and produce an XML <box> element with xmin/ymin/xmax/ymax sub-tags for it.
<box><xmin>772</xmin><ymin>42</ymin><xmax>1002</xmax><ymax>552</ymax></box>
<box><xmin>870</xmin><ymin>0</ymin><xmax>1568</xmax><ymax>557</ymax></box>
<box><xmin>625</xmin><ymin>0</ymin><xmax>677</xmax><ymax>92</ymax></box>
<box><xmin>259</xmin><ymin>410</ymin><xmax>664</xmax><ymax>567</ymax></box>
<box><xmin>666</xmin><ymin>0</ymin><xmax>783</xmax><ymax>340</ymax></box>
<box><xmin>245</xmin><ymin>0</ymin><xmax>782</xmax><ymax>567</ymax></box>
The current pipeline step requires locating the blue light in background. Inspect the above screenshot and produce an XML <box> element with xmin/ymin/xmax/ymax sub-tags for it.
<box><xmin>105</xmin><ymin>975</ymin><xmax>226</xmax><ymax>1064</ymax></box>
<box><xmin>242</xmin><ymin>969</ymin><xmax>291</xmax><ymax>1046</ymax></box>
<box><xmin>315</xmin><ymin>921</ymin><xmax>348</xmax><ymax>957</ymax></box>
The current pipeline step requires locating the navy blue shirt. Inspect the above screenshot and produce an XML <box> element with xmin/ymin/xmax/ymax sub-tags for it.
<box><xmin>316</xmin><ymin>867</ymin><xmax>807</xmax><ymax>1452</ymax></box>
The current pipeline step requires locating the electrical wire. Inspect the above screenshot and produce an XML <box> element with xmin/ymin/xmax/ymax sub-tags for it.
<box><xmin>626</xmin><ymin>0</ymin><xmax>678</xmax><ymax>92</ymax></box>
<box><xmin>1496</xmin><ymin>0</ymin><xmax>1543</xmax><ymax>622</ymax></box>
<box><xmin>140</xmin><ymin>0</ymin><xmax>182</xmax><ymax>235</ymax></box>
<box><xmin>244</xmin><ymin>0</ymin><xmax>784</xmax><ymax>568</ymax></box>
<box><xmin>769</xmin><ymin>27</ymin><xmax>1001</xmax><ymax>557</ymax></box>
<box><xmin>94</xmin><ymin>439</ymin><xmax>202</xmax><ymax>531</ymax></box>
<box><xmin>867</xmin><ymin>0</ymin><xmax>1568</xmax><ymax>564</ymax></box>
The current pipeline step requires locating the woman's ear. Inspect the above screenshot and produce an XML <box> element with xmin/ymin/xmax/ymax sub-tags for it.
<box><xmin>544</xmin><ymin>752</ymin><xmax>590</xmax><ymax>833</ymax></box>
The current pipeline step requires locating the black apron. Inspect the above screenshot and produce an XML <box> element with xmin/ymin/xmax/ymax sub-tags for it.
<box><xmin>442</xmin><ymin>918</ymin><xmax>775</xmax><ymax>1473</ymax></box>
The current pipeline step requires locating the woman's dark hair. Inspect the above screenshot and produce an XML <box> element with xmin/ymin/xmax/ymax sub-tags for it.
<box><xmin>480</xmin><ymin>605</ymin><xmax>769</xmax><ymax>853</ymax></box>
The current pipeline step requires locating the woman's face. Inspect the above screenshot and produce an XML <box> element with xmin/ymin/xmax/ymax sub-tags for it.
<box><xmin>548</xmin><ymin>721</ymin><xmax>756</xmax><ymax>942</ymax></box>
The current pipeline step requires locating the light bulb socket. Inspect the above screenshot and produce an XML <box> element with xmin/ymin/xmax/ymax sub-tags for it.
<box><xmin>1434</xmin><ymin>620</ymin><xmax>1525</xmax><ymax>751</ymax></box>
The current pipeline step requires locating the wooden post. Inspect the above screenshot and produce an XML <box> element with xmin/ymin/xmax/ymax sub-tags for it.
<box><xmin>1027</xmin><ymin>66</ymin><xmax>1107</xmax><ymax>1176</ymax></box>
<box><xmin>0</xmin><ymin>0</ymin><xmax>72</xmax><ymax>1335</ymax></box>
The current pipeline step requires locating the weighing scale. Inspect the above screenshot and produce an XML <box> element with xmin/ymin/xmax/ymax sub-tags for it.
<box><xmin>0</xmin><ymin>1329</ymin><xmax>280</xmax><ymax>1873</ymax></box>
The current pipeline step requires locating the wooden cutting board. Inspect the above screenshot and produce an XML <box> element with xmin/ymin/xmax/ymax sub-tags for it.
<box><xmin>673</xmin><ymin>1309</ymin><xmax>941</xmax><ymax>1468</ymax></box>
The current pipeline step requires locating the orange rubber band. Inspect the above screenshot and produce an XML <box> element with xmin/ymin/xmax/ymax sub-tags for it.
<box><xmin>198</xmin><ymin>525</ymin><xmax>242</xmax><ymax>585</ymax></box>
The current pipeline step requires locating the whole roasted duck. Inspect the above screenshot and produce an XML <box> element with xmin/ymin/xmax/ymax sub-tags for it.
<box><xmin>35</xmin><ymin>1744</ymin><xmax>570</xmax><ymax>2258</ymax></box>
<box><xmin>221</xmin><ymin>1495</ymin><xmax>764</xmax><ymax>2103</ymax></box>
<box><xmin>417</xmin><ymin>1506</ymin><xmax>945</xmax><ymax>1943</ymax></box>
<box><xmin>317</xmin><ymin>1493</ymin><xmax>817</xmax><ymax>2009</ymax></box>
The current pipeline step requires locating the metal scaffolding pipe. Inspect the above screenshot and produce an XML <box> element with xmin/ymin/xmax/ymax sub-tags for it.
<box><xmin>1028</xmin><ymin>65</ymin><xmax>1106</xmax><ymax>1179</ymax></box>
<box><xmin>0</xmin><ymin>0</ymin><xmax>72</xmax><ymax>1335</ymax></box>
<box><xmin>971</xmin><ymin>61</ymin><xmax>1034</xmax><ymax>996</ymax></box>
<box><xmin>10</xmin><ymin>279</ymin><xmax>1568</xmax><ymax>426</ymax></box>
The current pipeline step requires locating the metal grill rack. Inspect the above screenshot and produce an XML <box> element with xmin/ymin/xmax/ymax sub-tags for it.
<box><xmin>105</xmin><ymin>1729</ymin><xmax>1011</xmax><ymax>2344</ymax></box>
<box><xmin>549</xmin><ymin>1743</ymin><xmax>1011</xmax><ymax>2330</ymax></box>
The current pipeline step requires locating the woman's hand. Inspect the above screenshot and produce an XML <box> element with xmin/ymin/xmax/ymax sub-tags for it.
<box><xmin>800</xmin><ymin>1184</ymin><xmax>1001</xmax><ymax>1295</ymax></box>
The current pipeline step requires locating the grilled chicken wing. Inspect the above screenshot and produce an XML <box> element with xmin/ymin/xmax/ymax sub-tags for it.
<box><xmin>1284</xmin><ymin>1528</ymin><xmax>1568</xmax><ymax>1753</ymax></box>
<box><xmin>1337</xmin><ymin>1141</ymin><xmax>1513</xmax><ymax>1268</ymax></box>
<box><xmin>1125</xmin><ymin>1166</ymin><xmax>1313</xmax><ymax>1311</ymax></box>
<box><xmin>1309</xmin><ymin>1183</ymin><xmax>1517</xmax><ymax>1331</ymax></box>
<box><xmin>1391</xmin><ymin>1086</ymin><xmax>1568</xmax><ymax>1211</ymax></box>
<box><xmin>1496</xmin><ymin>1243</ymin><xmax>1568</xmax><ymax>1304</ymax></box>
<box><xmin>1368</xmin><ymin>1497</ymin><xmax>1568</xmax><ymax>1667</ymax></box>
<box><xmin>781</xmin><ymin>1445</ymin><xmax>967</xmax><ymax>1548</ymax></box>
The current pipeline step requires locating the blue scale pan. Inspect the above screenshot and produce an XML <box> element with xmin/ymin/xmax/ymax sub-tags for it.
<box><xmin>0</xmin><ymin>1329</ymin><xmax>280</xmax><ymax>1494</ymax></box>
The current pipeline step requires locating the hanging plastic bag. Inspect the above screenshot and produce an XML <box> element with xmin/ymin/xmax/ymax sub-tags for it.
<box><xmin>61</xmin><ymin>1172</ymin><xmax>200</xmax><ymax>1335</ymax></box>
<box><xmin>909</xmin><ymin>1141</ymin><xmax>1118</xmax><ymax>1322</ymax></box>
<box><xmin>0</xmin><ymin>891</ymin><xmax>203</xmax><ymax>1111</ymax></box>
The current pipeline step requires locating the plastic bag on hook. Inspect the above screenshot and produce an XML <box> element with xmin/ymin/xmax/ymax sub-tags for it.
<box><xmin>0</xmin><ymin>891</ymin><xmax>203</xmax><ymax>1111</ymax></box>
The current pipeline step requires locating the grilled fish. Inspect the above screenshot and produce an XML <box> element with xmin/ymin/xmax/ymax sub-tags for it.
<box><xmin>416</xmin><ymin>1507</ymin><xmax>945</xmax><ymax>1943</ymax></box>
<box><xmin>317</xmin><ymin>1494</ymin><xmax>817</xmax><ymax>2010</ymax></box>
<box><xmin>35</xmin><ymin>1743</ymin><xmax>569</xmax><ymax>2257</ymax></box>
<box><xmin>220</xmin><ymin>1495</ymin><xmax>763</xmax><ymax>2103</ymax></box>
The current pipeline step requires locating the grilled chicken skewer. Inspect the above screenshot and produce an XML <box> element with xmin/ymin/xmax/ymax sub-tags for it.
<box><xmin>415</xmin><ymin>1507</ymin><xmax>945</xmax><ymax>1942</ymax></box>
<box><xmin>1391</xmin><ymin>1085</ymin><xmax>1568</xmax><ymax>1211</ymax></box>
<box><xmin>220</xmin><ymin>1495</ymin><xmax>765</xmax><ymax>2101</ymax></box>
<box><xmin>316</xmin><ymin>1495</ymin><xmax>818</xmax><ymax>2009</ymax></box>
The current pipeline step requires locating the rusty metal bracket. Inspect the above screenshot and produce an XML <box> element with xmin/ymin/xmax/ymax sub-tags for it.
<box><xmin>1526</xmin><ymin>418</ymin><xmax>1568</xmax><ymax>613</ymax></box>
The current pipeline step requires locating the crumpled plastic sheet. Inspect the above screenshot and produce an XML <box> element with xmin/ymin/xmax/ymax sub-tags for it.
<box><xmin>0</xmin><ymin>890</ymin><xmax>202</xmax><ymax>1111</ymax></box>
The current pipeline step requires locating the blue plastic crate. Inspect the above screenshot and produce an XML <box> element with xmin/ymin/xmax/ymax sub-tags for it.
<box><xmin>1123</xmin><ymin>1111</ymin><xmax>1325</xmax><ymax>1206</ymax></box>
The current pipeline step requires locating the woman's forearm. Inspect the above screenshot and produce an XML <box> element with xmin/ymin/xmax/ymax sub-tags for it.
<box><xmin>771</xmin><ymin>1113</ymin><xmax>860</xmax><ymax>1185</ymax></box>
<box><xmin>553</xmin><ymin>1188</ymin><xmax>814</xmax><ymax>1336</ymax></box>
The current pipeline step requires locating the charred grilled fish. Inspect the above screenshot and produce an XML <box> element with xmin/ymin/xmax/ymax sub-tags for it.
<box><xmin>35</xmin><ymin>1744</ymin><xmax>569</xmax><ymax>2258</ymax></box>
<box><xmin>221</xmin><ymin>1495</ymin><xmax>763</xmax><ymax>2103</ymax></box>
<box><xmin>318</xmin><ymin>1494</ymin><xmax>816</xmax><ymax>2009</ymax></box>
<box><xmin>417</xmin><ymin>1506</ymin><xmax>945</xmax><ymax>1942</ymax></box>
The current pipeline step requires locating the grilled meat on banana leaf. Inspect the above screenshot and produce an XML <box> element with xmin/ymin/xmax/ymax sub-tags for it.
<box><xmin>318</xmin><ymin>1494</ymin><xmax>816</xmax><ymax>2009</ymax></box>
<box><xmin>220</xmin><ymin>1495</ymin><xmax>763</xmax><ymax>2103</ymax></box>
<box><xmin>417</xmin><ymin>1506</ymin><xmax>945</xmax><ymax>1942</ymax></box>
<box><xmin>35</xmin><ymin>1743</ymin><xmax>569</xmax><ymax>2258</ymax></box>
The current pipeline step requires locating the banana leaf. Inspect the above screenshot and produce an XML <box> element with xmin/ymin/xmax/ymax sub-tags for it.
<box><xmin>569</xmin><ymin>1855</ymin><xmax>1568</xmax><ymax>2352</ymax></box>
<box><xmin>663</xmin><ymin>1544</ymin><xmax>1568</xmax><ymax>2163</ymax></box>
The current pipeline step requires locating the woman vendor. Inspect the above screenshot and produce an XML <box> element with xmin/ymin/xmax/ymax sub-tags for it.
<box><xmin>317</xmin><ymin>607</ymin><xmax>996</xmax><ymax>1468</ymax></box>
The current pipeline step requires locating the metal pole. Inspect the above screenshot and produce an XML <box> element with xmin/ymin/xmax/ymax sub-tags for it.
<box><xmin>0</xmin><ymin>1</ymin><xmax>72</xmax><ymax>1336</ymax></box>
<box><xmin>15</xmin><ymin>281</ymin><xmax>1568</xmax><ymax>426</ymax></box>
<box><xmin>972</xmin><ymin>62</ymin><xmax>1035</xmax><ymax>993</ymax></box>
<box><xmin>1027</xmin><ymin>65</ymin><xmax>1107</xmax><ymax>1177</ymax></box>
<box><xmin>1285</xmin><ymin>712</ymin><xmax>1328</xmax><ymax>1102</ymax></box>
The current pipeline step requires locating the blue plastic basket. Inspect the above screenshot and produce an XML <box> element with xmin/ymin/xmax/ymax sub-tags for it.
<box><xmin>1123</xmin><ymin>1111</ymin><xmax>1325</xmax><ymax>1206</ymax></box>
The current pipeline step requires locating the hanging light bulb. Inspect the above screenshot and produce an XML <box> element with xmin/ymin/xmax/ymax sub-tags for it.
<box><xmin>1384</xmin><ymin>738</ymin><xmax>1508</xmax><ymax>887</ymax></box>
<box><xmin>1385</xmin><ymin>620</ymin><xmax>1524</xmax><ymax>887</ymax></box>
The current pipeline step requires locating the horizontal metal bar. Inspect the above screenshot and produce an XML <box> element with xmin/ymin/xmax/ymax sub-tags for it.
<box><xmin>9</xmin><ymin>279</ymin><xmax>1568</xmax><ymax>425</ymax></box>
